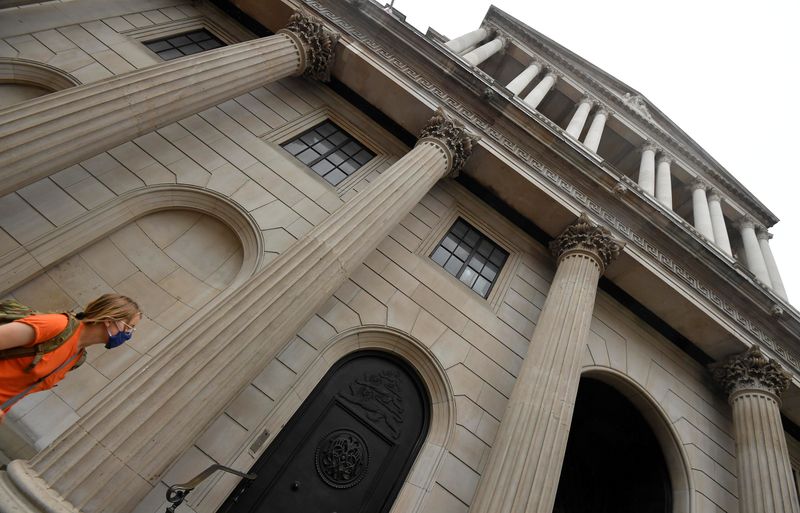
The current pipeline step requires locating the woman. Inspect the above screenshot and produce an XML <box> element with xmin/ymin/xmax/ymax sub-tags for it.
<box><xmin>0</xmin><ymin>293</ymin><xmax>141</xmax><ymax>421</ymax></box>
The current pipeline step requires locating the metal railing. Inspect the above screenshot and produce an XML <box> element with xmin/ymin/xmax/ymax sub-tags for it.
<box><xmin>165</xmin><ymin>464</ymin><xmax>256</xmax><ymax>512</ymax></box>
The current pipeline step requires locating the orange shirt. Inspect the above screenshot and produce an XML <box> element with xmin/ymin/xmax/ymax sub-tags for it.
<box><xmin>0</xmin><ymin>314</ymin><xmax>84</xmax><ymax>411</ymax></box>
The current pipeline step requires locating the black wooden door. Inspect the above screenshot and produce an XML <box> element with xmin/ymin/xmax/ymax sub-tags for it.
<box><xmin>219</xmin><ymin>351</ymin><xmax>430</xmax><ymax>513</ymax></box>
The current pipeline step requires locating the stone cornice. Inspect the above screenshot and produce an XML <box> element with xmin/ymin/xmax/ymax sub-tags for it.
<box><xmin>483</xmin><ymin>6</ymin><xmax>778</xmax><ymax>226</ymax></box>
<box><xmin>300</xmin><ymin>0</ymin><xmax>800</xmax><ymax>376</ymax></box>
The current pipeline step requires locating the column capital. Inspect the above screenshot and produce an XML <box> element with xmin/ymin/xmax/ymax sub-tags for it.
<box><xmin>577</xmin><ymin>95</ymin><xmax>595</xmax><ymax>106</ymax></box>
<box><xmin>756</xmin><ymin>226</ymin><xmax>773</xmax><ymax>240</ymax></box>
<box><xmin>549</xmin><ymin>213</ymin><xmax>624</xmax><ymax>273</ymax></box>
<box><xmin>417</xmin><ymin>107</ymin><xmax>479</xmax><ymax>176</ymax></box>
<box><xmin>544</xmin><ymin>68</ymin><xmax>561</xmax><ymax>80</ymax></box>
<box><xmin>641</xmin><ymin>141</ymin><xmax>659</xmax><ymax>153</ymax></box>
<box><xmin>656</xmin><ymin>153</ymin><xmax>673</xmax><ymax>165</ymax></box>
<box><xmin>707</xmin><ymin>188</ymin><xmax>722</xmax><ymax>202</ymax></box>
<box><xmin>595</xmin><ymin>107</ymin><xmax>612</xmax><ymax>118</ymax></box>
<box><xmin>280</xmin><ymin>12</ymin><xmax>339</xmax><ymax>81</ymax></box>
<box><xmin>711</xmin><ymin>346</ymin><xmax>791</xmax><ymax>399</ymax></box>
<box><xmin>737</xmin><ymin>215</ymin><xmax>756</xmax><ymax>230</ymax></box>
<box><xmin>691</xmin><ymin>178</ymin><xmax>709</xmax><ymax>191</ymax></box>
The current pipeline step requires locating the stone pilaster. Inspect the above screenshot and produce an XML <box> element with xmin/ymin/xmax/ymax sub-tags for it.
<box><xmin>582</xmin><ymin>107</ymin><xmax>609</xmax><ymax>153</ymax></box>
<box><xmin>470</xmin><ymin>214</ymin><xmax>623</xmax><ymax>513</ymax></box>
<box><xmin>711</xmin><ymin>347</ymin><xmax>799</xmax><ymax>513</ymax></box>
<box><xmin>0</xmin><ymin>12</ymin><xmax>338</xmax><ymax>198</ymax></box>
<box><xmin>565</xmin><ymin>96</ymin><xmax>593</xmax><ymax>138</ymax></box>
<box><xmin>0</xmin><ymin>108</ymin><xmax>477</xmax><ymax>513</ymax></box>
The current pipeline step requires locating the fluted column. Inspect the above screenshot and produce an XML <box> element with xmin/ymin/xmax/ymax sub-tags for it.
<box><xmin>637</xmin><ymin>143</ymin><xmax>657</xmax><ymax>195</ymax></box>
<box><xmin>523</xmin><ymin>70</ymin><xmax>558</xmax><ymax>109</ymax></box>
<box><xmin>708</xmin><ymin>190</ymin><xmax>733</xmax><ymax>256</ymax></box>
<box><xmin>463</xmin><ymin>36</ymin><xmax>506</xmax><ymax>66</ymax></box>
<box><xmin>711</xmin><ymin>347</ymin><xmax>798</xmax><ymax>513</ymax></box>
<box><xmin>564</xmin><ymin>96</ymin><xmax>593</xmax><ymax>138</ymax></box>
<box><xmin>739</xmin><ymin>218</ymin><xmax>773</xmax><ymax>286</ymax></box>
<box><xmin>445</xmin><ymin>27</ymin><xmax>490</xmax><ymax>54</ymax></box>
<box><xmin>582</xmin><ymin>107</ymin><xmax>609</xmax><ymax>152</ymax></box>
<box><xmin>506</xmin><ymin>62</ymin><xmax>541</xmax><ymax>95</ymax></box>
<box><xmin>655</xmin><ymin>154</ymin><xmax>673</xmax><ymax>209</ymax></box>
<box><xmin>0</xmin><ymin>109</ymin><xmax>477</xmax><ymax>513</ymax></box>
<box><xmin>757</xmin><ymin>228</ymin><xmax>788</xmax><ymax>299</ymax></box>
<box><xmin>470</xmin><ymin>214</ymin><xmax>623</xmax><ymax>513</ymax></box>
<box><xmin>0</xmin><ymin>13</ymin><xmax>338</xmax><ymax>198</ymax></box>
<box><xmin>691</xmin><ymin>179</ymin><xmax>715</xmax><ymax>241</ymax></box>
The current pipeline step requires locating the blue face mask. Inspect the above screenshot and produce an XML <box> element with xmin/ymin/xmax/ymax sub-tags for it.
<box><xmin>105</xmin><ymin>327</ymin><xmax>133</xmax><ymax>349</ymax></box>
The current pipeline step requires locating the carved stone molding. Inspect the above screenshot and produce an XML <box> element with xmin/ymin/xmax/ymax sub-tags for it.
<box><xmin>691</xmin><ymin>178</ymin><xmax>709</xmax><ymax>191</ymax></box>
<box><xmin>707</xmin><ymin>188</ymin><xmax>722</xmax><ymax>202</ymax></box>
<box><xmin>656</xmin><ymin>153</ymin><xmax>673</xmax><ymax>165</ymax></box>
<box><xmin>301</xmin><ymin>0</ymin><xmax>800</xmax><ymax>374</ymax></box>
<box><xmin>549</xmin><ymin>213</ymin><xmax>624</xmax><ymax>273</ymax></box>
<box><xmin>756</xmin><ymin>227</ymin><xmax>773</xmax><ymax>241</ymax></box>
<box><xmin>641</xmin><ymin>142</ymin><xmax>659</xmax><ymax>153</ymax></box>
<box><xmin>280</xmin><ymin>12</ymin><xmax>339</xmax><ymax>81</ymax></box>
<box><xmin>417</xmin><ymin>107</ymin><xmax>479</xmax><ymax>177</ymax></box>
<box><xmin>711</xmin><ymin>346</ymin><xmax>791</xmax><ymax>398</ymax></box>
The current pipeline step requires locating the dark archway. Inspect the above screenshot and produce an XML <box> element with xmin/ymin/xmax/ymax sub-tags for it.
<box><xmin>553</xmin><ymin>377</ymin><xmax>672</xmax><ymax>513</ymax></box>
<box><xmin>219</xmin><ymin>350</ymin><xmax>430</xmax><ymax>513</ymax></box>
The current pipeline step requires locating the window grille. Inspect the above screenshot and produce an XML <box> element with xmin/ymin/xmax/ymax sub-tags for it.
<box><xmin>144</xmin><ymin>29</ymin><xmax>224</xmax><ymax>61</ymax></box>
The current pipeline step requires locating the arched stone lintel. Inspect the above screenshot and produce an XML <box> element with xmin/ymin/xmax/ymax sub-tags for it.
<box><xmin>198</xmin><ymin>325</ymin><xmax>456</xmax><ymax>513</ymax></box>
<box><xmin>581</xmin><ymin>366</ymin><xmax>694</xmax><ymax>513</ymax></box>
<box><xmin>0</xmin><ymin>184</ymin><xmax>264</xmax><ymax>295</ymax></box>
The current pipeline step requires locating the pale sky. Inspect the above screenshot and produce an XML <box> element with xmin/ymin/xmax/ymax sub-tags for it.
<box><xmin>391</xmin><ymin>0</ymin><xmax>800</xmax><ymax>305</ymax></box>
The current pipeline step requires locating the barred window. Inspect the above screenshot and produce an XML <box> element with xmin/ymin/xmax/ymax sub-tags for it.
<box><xmin>281</xmin><ymin>121</ymin><xmax>375</xmax><ymax>186</ymax></box>
<box><xmin>144</xmin><ymin>29</ymin><xmax>224</xmax><ymax>61</ymax></box>
<box><xmin>431</xmin><ymin>219</ymin><xmax>508</xmax><ymax>298</ymax></box>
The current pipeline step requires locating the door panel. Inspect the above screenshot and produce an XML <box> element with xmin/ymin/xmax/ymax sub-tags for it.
<box><xmin>220</xmin><ymin>351</ymin><xmax>430</xmax><ymax>513</ymax></box>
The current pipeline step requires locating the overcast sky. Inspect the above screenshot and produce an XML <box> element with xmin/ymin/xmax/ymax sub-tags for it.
<box><xmin>391</xmin><ymin>0</ymin><xmax>800</xmax><ymax>304</ymax></box>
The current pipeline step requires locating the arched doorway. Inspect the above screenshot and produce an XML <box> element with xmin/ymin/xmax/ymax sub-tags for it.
<box><xmin>219</xmin><ymin>350</ymin><xmax>430</xmax><ymax>513</ymax></box>
<box><xmin>553</xmin><ymin>377</ymin><xmax>672</xmax><ymax>513</ymax></box>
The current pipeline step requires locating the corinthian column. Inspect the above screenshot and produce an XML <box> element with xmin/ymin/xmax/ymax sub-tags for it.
<box><xmin>757</xmin><ymin>228</ymin><xmax>788</xmax><ymax>299</ymax></box>
<box><xmin>711</xmin><ymin>347</ymin><xmax>799</xmax><ymax>513</ymax></box>
<box><xmin>0</xmin><ymin>109</ymin><xmax>477</xmax><ymax>513</ymax></box>
<box><xmin>0</xmin><ymin>12</ymin><xmax>338</xmax><ymax>198</ymax></box>
<box><xmin>470</xmin><ymin>214</ymin><xmax>623</xmax><ymax>513</ymax></box>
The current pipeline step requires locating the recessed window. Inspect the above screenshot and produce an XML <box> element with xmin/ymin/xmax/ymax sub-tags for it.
<box><xmin>144</xmin><ymin>29</ymin><xmax>224</xmax><ymax>61</ymax></box>
<box><xmin>281</xmin><ymin>121</ymin><xmax>375</xmax><ymax>186</ymax></box>
<box><xmin>431</xmin><ymin>218</ymin><xmax>508</xmax><ymax>298</ymax></box>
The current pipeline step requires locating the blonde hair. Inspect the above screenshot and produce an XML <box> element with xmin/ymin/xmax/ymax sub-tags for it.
<box><xmin>77</xmin><ymin>293</ymin><xmax>141</xmax><ymax>324</ymax></box>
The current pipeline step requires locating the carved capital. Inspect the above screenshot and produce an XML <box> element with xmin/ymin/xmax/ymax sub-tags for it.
<box><xmin>578</xmin><ymin>95</ymin><xmax>595</xmax><ymax>106</ymax></box>
<box><xmin>641</xmin><ymin>142</ymin><xmax>659</xmax><ymax>154</ymax></box>
<box><xmin>417</xmin><ymin>107</ymin><xmax>479</xmax><ymax>177</ymax></box>
<box><xmin>756</xmin><ymin>226</ymin><xmax>772</xmax><ymax>241</ymax></box>
<box><xmin>711</xmin><ymin>346</ymin><xmax>791</xmax><ymax>398</ymax></box>
<box><xmin>595</xmin><ymin>107</ymin><xmax>611</xmax><ymax>119</ymax></box>
<box><xmin>280</xmin><ymin>12</ymin><xmax>339</xmax><ymax>82</ymax></box>
<box><xmin>549</xmin><ymin>213</ymin><xmax>624</xmax><ymax>273</ymax></box>
<box><xmin>737</xmin><ymin>216</ymin><xmax>756</xmax><ymax>231</ymax></box>
<box><xmin>691</xmin><ymin>178</ymin><xmax>709</xmax><ymax>192</ymax></box>
<box><xmin>707</xmin><ymin>188</ymin><xmax>722</xmax><ymax>202</ymax></box>
<box><xmin>656</xmin><ymin>153</ymin><xmax>673</xmax><ymax>166</ymax></box>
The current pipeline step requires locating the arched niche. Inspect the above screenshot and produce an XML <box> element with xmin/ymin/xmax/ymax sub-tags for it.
<box><xmin>557</xmin><ymin>367</ymin><xmax>693</xmax><ymax>513</ymax></box>
<box><xmin>0</xmin><ymin>58</ymin><xmax>80</xmax><ymax>108</ymax></box>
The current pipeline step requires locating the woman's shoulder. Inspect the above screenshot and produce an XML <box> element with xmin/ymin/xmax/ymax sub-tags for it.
<box><xmin>13</xmin><ymin>313</ymin><xmax>71</xmax><ymax>345</ymax></box>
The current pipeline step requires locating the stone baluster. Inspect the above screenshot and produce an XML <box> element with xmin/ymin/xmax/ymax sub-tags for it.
<box><xmin>0</xmin><ymin>13</ymin><xmax>338</xmax><ymax>198</ymax></box>
<box><xmin>445</xmin><ymin>27</ymin><xmax>490</xmax><ymax>54</ymax></box>
<box><xmin>523</xmin><ymin>70</ymin><xmax>558</xmax><ymax>110</ymax></box>
<box><xmin>707</xmin><ymin>190</ymin><xmax>733</xmax><ymax>256</ymax></box>
<box><xmin>739</xmin><ymin>218</ymin><xmax>773</xmax><ymax>286</ymax></box>
<box><xmin>691</xmin><ymin>179</ymin><xmax>715</xmax><ymax>241</ymax></box>
<box><xmin>470</xmin><ymin>214</ymin><xmax>623</xmax><ymax>513</ymax></box>
<box><xmin>582</xmin><ymin>107</ymin><xmax>609</xmax><ymax>153</ymax></box>
<box><xmin>506</xmin><ymin>62</ymin><xmax>542</xmax><ymax>95</ymax></box>
<box><xmin>564</xmin><ymin>96</ymin><xmax>593</xmax><ymax>139</ymax></box>
<box><xmin>712</xmin><ymin>347</ymin><xmax>799</xmax><ymax>513</ymax></box>
<box><xmin>0</xmin><ymin>109</ymin><xmax>478</xmax><ymax>513</ymax></box>
<box><xmin>757</xmin><ymin>228</ymin><xmax>788</xmax><ymax>299</ymax></box>
<box><xmin>637</xmin><ymin>143</ymin><xmax>657</xmax><ymax>195</ymax></box>
<box><xmin>655</xmin><ymin>154</ymin><xmax>673</xmax><ymax>209</ymax></box>
<box><xmin>463</xmin><ymin>36</ymin><xmax>506</xmax><ymax>66</ymax></box>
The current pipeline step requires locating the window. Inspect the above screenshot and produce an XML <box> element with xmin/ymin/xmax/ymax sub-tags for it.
<box><xmin>431</xmin><ymin>218</ymin><xmax>508</xmax><ymax>298</ymax></box>
<box><xmin>144</xmin><ymin>29</ymin><xmax>224</xmax><ymax>61</ymax></box>
<box><xmin>281</xmin><ymin>121</ymin><xmax>375</xmax><ymax>186</ymax></box>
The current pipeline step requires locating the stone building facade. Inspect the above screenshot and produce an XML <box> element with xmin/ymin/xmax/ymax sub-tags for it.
<box><xmin>1</xmin><ymin>1</ymin><xmax>799</xmax><ymax>512</ymax></box>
